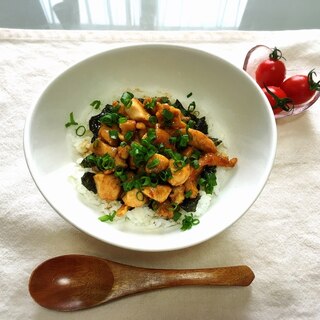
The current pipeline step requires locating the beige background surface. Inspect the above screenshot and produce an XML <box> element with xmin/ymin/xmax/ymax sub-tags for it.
<box><xmin>1</xmin><ymin>29</ymin><xmax>320</xmax><ymax>319</ymax></box>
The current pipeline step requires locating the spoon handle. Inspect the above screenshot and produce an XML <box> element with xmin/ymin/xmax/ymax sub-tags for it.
<box><xmin>107</xmin><ymin>261</ymin><xmax>254</xmax><ymax>300</ymax></box>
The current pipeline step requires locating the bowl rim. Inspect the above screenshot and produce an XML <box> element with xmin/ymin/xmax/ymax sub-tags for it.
<box><xmin>23</xmin><ymin>43</ymin><xmax>277</xmax><ymax>251</ymax></box>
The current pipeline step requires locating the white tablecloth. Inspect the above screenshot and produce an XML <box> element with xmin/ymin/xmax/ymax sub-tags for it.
<box><xmin>1</xmin><ymin>28</ymin><xmax>320</xmax><ymax>320</ymax></box>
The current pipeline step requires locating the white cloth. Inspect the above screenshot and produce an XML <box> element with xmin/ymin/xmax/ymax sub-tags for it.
<box><xmin>1</xmin><ymin>29</ymin><xmax>320</xmax><ymax>320</ymax></box>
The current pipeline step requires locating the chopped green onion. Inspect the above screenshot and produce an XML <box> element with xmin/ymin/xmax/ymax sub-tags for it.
<box><xmin>160</xmin><ymin>96</ymin><xmax>170</xmax><ymax>103</ymax></box>
<box><xmin>118</xmin><ymin>116</ymin><xmax>128</xmax><ymax>124</ymax></box>
<box><xmin>190</xmin><ymin>159</ymin><xmax>200</xmax><ymax>169</ymax></box>
<box><xmin>146</xmin><ymin>128</ymin><xmax>156</xmax><ymax>142</ymax></box>
<box><xmin>76</xmin><ymin>125</ymin><xmax>86</xmax><ymax>137</ymax></box>
<box><xmin>99</xmin><ymin>113</ymin><xmax>119</xmax><ymax>127</ymax></box>
<box><xmin>159</xmin><ymin>169</ymin><xmax>172</xmax><ymax>182</ymax></box>
<box><xmin>187</xmin><ymin>92</ymin><xmax>193</xmax><ymax>98</ymax></box>
<box><xmin>188</xmin><ymin>101</ymin><xmax>196</xmax><ymax>112</ymax></box>
<box><xmin>99</xmin><ymin>211</ymin><xmax>116</xmax><ymax>222</ymax></box>
<box><xmin>173</xmin><ymin>211</ymin><xmax>182</xmax><ymax>222</ymax></box>
<box><xmin>181</xmin><ymin>213</ymin><xmax>200</xmax><ymax>231</ymax></box>
<box><xmin>171</xmin><ymin>202</ymin><xmax>179</xmax><ymax>211</ymax></box>
<box><xmin>140</xmin><ymin>176</ymin><xmax>151</xmax><ymax>186</ymax></box>
<box><xmin>124</xmin><ymin>131</ymin><xmax>134</xmax><ymax>141</ymax></box>
<box><xmin>162</xmin><ymin>109</ymin><xmax>174</xmax><ymax>127</ymax></box>
<box><xmin>169</xmin><ymin>136</ymin><xmax>178</xmax><ymax>145</ymax></box>
<box><xmin>90</xmin><ymin>100</ymin><xmax>101</xmax><ymax>110</ymax></box>
<box><xmin>187</xmin><ymin>119</ymin><xmax>196</xmax><ymax>128</ymax></box>
<box><xmin>147</xmin><ymin>158</ymin><xmax>160</xmax><ymax>169</ymax></box>
<box><xmin>109</xmin><ymin>130</ymin><xmax>119</xmax><ymax>140</ymax></box>
<box><xmin>148</xmin><ymin>115</ymin><xmax>157</xmax><ymax>125</ymax></box>
<box><xmin>80</xmin><ymin>154</ymin><xmax>97</xmax><ymax>168</ymax></box>
<box><xmin>96</xmin><ymin>153</ymin><xmax>115</xmax><ymax>171</ymax></box>
<box><xmin>120</xmin><ymin>91</ymin><xmax>134</xmax><ymax>107</ymax></box>
<box><xmin>120</xmin><ymin>141</ymin><xmax>127</xmax><ymax>147</ymax></box>
<box><xmin>178</xmin><ymin>134</ymin><xmax>189</xmax><ymax>148</ymax></box>
<box><xmin>199</xmin><ymin>167</ymin><xmax>217</xmax><ymax>194</ymax></box>
<box><xmin>65</xmin><ymin>112</ymin><xmax>78</xmax><ymax>128</ymax></box>
<box><xmin>114</xmin><ymin>167</ymin><xmax>127</xmax><ymax>181</ymax></box>
<box><xmin>136</xmin><ymin>190</ymin><xmax>144</xmax><ymax>201</ymax></box>
<box><xmin>185</xmin><ymin>190</ymin><xmax>192</xmax><ymax>198</ymax></box>
<box><xmin>162</xmin><ymin>109</ymin><xmax>174</xmax><ymax>120</ymax></box>
<box><xmin>145</xmin><ymin>98</ymin><xmax>157</xmax><ymax>110</ymax></box>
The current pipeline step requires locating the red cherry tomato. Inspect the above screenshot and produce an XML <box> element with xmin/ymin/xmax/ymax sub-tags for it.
<box><xmin>280</xmin><ymin>70</ymin><xmax>320</xmax><ymax>105</ymax></box>
<box><xmin>255</xmin><ymin>47</ymin><xmax>286</xmax><ymax>88</ymax></box>
<box><xmin>262</xmin><ymin>86</ymin><xmax>292</xmax><ymax>115</ymax></box>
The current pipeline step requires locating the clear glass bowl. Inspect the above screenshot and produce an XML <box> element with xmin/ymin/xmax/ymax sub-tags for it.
<box><xmin>243</xmin><ymin>45</ymin><xmax>320</xmax><ymax>119</ymax></box>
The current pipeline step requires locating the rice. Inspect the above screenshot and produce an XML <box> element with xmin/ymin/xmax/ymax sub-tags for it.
<box><xmin>70</xmin><ymin>159</ymin><xmax>214</xmax><ymax>231</ymax></box>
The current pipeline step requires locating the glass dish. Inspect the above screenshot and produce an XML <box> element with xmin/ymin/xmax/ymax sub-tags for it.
<box><xmin>243</xmin><ymin>45</ymin><xmax>320</xmax><ymax>119</ymax></box>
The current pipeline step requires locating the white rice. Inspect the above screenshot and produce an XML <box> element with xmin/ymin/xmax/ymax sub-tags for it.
<box><xmin>68</xmin><ymin>95</ymin><xmax>232</xmax><ymax>231</ymax></box>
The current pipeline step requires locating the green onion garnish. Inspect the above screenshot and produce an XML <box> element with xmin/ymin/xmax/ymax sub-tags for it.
<box><xmin>118</xmin><ymin>116</ymin><xmax>128</xmax><ymax>124</ymax></box>
<box><xmin>109</xmin><ymin>130</ymin><xmax>119</xmax><ymax>140</ymax></box>
<box><xmin>147</xmin><ymin>158</ymin><xmax>160</xmax><ymax>169</ymax></box>
<box><xmin>181</xmin><ymin>213</ymin><xmax>200</xmax><ymax>231</ymax></box>
<box><xmin>185</xmin><ymin>190</ymin><xmax>192</xmax><ymax>198</ymax></box>
<box><xmin>124</xmin><ymin>131</ymin><xmax>134</xmax><ymax>141</ymax></box>
<box><xmin>99</xmin><ymin>211</ymin><xmax>116</xmax><ymax>222</ymax></box>
<box><xmin>65</xmin><ymin>112</ymin><xmax>78</xmax><ymax>128</ymax></box>
<box><xmin>90</xmin><ymin>100</ymin><xmax>101</xmax><ymax>110</ymax></box>
<box><xmin>145</xmin><ymin>98</ymin><xmax>157</xmax><ymax>110</ymax></box>
<box><xmin>76</xmin><ymin>125</ymin><xmax>86</xmax><ymax>137</ymax></box>
<box><xmin>162</xmin><ymin>109</ymin><xmax>174</xmax><ymax>127</ymax></box>
<box><xmin>188</xmin><ymin>101</ymin><xmax>196</xmax><ymax>112</ymax></box>
<box><xmin>148</xmin><ymin>115</ymin><xmax>157</xmax><ymax>125</ymax></box>
<box><xmin>96</xmin><ymin>153</ymin><xmax>115</xmax><ymax>171</ymax></box>
<box><xmin>120</xmin><ymin>91</ymin><xmax>134</xmax><ymax>108</ymax></box>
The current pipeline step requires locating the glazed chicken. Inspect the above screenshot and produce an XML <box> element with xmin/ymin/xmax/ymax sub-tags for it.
<box><xmin>80</xmin><ymin>92</ymin><xmax>237</xmax><ymax>220</ymax></box>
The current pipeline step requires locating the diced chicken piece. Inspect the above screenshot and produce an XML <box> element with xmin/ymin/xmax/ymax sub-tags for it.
<box><xmin>181</xmin><ymin>146</ymin><xmax>195</xmax><ymax>157</ymax></box>
<box><xmin>94</xmin><ymin>173</ymin><xmax>121</xmax><ymax>201</ymax></box>
<box><xmin>116</xmin><ymin>204</ymin><xmax>130</xmax><ymax>217</ymax></box>
<box><xmin>155</xmin><ymin>103</ymin><xmax>186</xmax><ymax>129</ymax></box>
<box><xmin>117</xmin><ymin>145</ymin><xmax>130</xmax><ymax>160</ymax></box>
<box><xmin>98</xmin><ymin>124</ymin><xmax>119</xmax><ymax>147</ymax></box>
<box><xmin>137</xmin><ymin>129</ymin><xmax>147</xmax><ymax>139</ymax></box>
<box><xmin>112</xmin><ymin>100</ymin><xmax>126</xmax><ymax>114</ymax></box>
<box><xmin>168</xmin><ymin>160</ymin><xmax>191</xmax><ymax>186</ymax></box>
<box><xmin>114</xmin><ymin>154</ymin><xmax>128</xmax><ymax>168</ymax></box>
<box><xmin>184</xmin><ymin>180</ymin><xmax>198</xmax><ymax>199</ymax></box>
<box><xmin>154</xmin><ymin>124</ymin><xmax>174</xmax><ymax>149</ymax></box>
<box><xmin>119</xmin><ymin>119</ymin><xmax>136</xmax><ymax>136</ymax></box>
<box><xmin>136</xmin><ymin>122</ymin><xmax>147</xmax><ymax>139</ymax></box>
<box><xmin>156</xmin><ymin>200</ymin><xmax>174</xmax><ymax>219</ymax></box>
<box><xmin>91</xmin><ymin>139</ymin><xmax>117</xmax><ymax>157</ymax></box>
<box><xmin>142</xmin><ymin>185</ymin><xmax>172</xmax><ymax>203</ymax></box>
<box><xmin>122</xmin><ymin>188</ymin><xmax>147</xmax><ymax>207</ymax></box>
<box><xmin>183</xmin><ymin>167</ymin><xmax>202</xmax><ymax>199</ymax></box>
<box><xmin>187</xmin><ymin>128</ymin><xmax>217</xmax><ymax>153</ymax></box>
<box><xmin>199</xmin><ymin>153</ymin><xmax>237</xmax><ymax>168</ymax></box>
<box><xmin>128</xmin><ymin>156</ymin><xmax>137</xmax><ymax>170</ymax></box>
<box><xmin>136</xmin><ymin>122</ymin><xmax>146</xmax><ymax>130</ymax></box>
<box><xmin>145</xmin><ymin>154</ymin><xmax>169</xmax><ymax>174</ymax></box>
<box><xmin>170</xmin><ymin>185</ymin><xmax>185</xmax><ymax>204</ymax></box>
<box><xmin>125</xmin><ymin>98</ymin><xmax>150</xmax><ymax>122</ymax></box>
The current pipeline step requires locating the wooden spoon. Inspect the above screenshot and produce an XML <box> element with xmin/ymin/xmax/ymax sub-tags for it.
<box><xmin>29</xmin><ymin>254</ymin><xmax>254</xmax><ymax>312</ymax></box>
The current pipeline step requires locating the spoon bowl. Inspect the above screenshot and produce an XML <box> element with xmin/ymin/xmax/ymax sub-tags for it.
<box><xmin>29</xmin><ymin>254</ymin><xmax>255</xmax><ymax>312</ymax></box>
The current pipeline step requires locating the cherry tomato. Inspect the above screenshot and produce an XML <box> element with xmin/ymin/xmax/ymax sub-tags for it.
<box><xmin>255</xmin><ymin>47</ymin><xmax>286</xmax><ymax>88</ymax></box>
<box><xmin>262</xmin><ymin>86</ymin><xmax>292</xmax><ymax>115</ymax></box>
<box><xmin>280</xmin><ymin>70</ymin><xmax>320</xmax><ymax>105</ymax></box>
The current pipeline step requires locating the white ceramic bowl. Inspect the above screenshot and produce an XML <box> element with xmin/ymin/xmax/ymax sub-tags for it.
<box><xmin>24</xmin><ymin>44</ymin><xmax>276</xmax><ymax>252</ymax></box>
